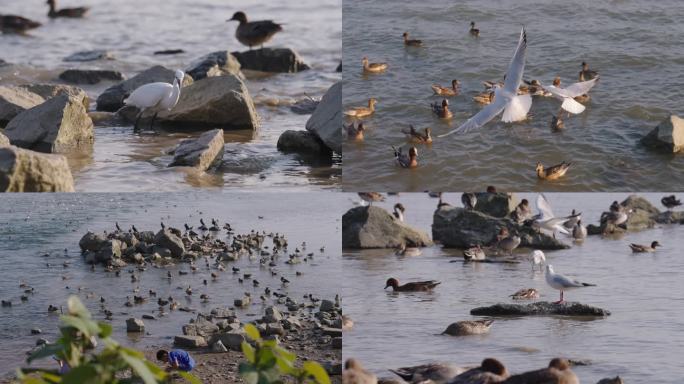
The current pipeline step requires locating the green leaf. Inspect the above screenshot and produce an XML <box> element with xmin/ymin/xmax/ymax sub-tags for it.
<box><xmin>275</xmin><ymin>346</ymin><xmax>296</xmax><ymax>363</ymax></box>
<box><xmin>177</xmin><ymin>371</ymin><xmax>202</xmax><ymax>384</ymax></box>
<box><xmin>120</xmin><ymin>352</ymin><xmax>157</xmax><ymax>384</ymax></box>
<box><xmin>303</xmin><ymin>361</ymin><xmax>331</xmax><ymax>384</ymax></box>
<box><xmin>61</xmin><ymin>365</ymin><xmax>98</xmax><ymax>384</ymax></box>
<box><xmin>244</xmin><ymin>323</ymin><xmax>261</xmax><ymax>341</ymax></box>
<box><xmin>239</xmin><ymin>363</ymin><xmax>259</xmax><ymax>384</ymax></box>
<box><xmin>66</xmin><ymin>296</ymin><xmax>90</xmax><ymax>319</ymax></box>
<box><xmin>60</xmin><ymin>315</ymin><xmax>98</xmax><ymax>339</ymax></box>
<box><xmin>27</xmin><ymin>343</ymin><xmax>64</xmax><ymax>364</ymax></box>
<box><xmin>241</xmin><ymin>341</ymin><xmax>255</xmax><ymax>363</ymax></box>
<box><xmin>98</xmin><ymin>322</ymin><xmax>112</xmax><ymax>338</ymax></box>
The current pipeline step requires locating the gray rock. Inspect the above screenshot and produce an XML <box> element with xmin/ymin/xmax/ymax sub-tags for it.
<box><xmin>0</xmin><ymin>59</ymin><xmax>9</xmax><ymax>67</ymax></box>
<box><xmin>211</xmin><ymin>308</ymin><xmax>236</xmax><ymax>319</ymax></box>
<box><xmin>0</xmin><ymin>86</ymin><xmax>45</xmax><ymax>127</ymax></box>
<box><xmin>59</xmin><ymin>69</ymin><xmax>125</xmax><ymax>85</ymax></box>
<box><xmin>321</xmin><ymin>327</ymin><xmax>342</xmax><ymax>337</ymax></box>
<box><xmin>263</xmin><ymin>323</ymin><xmax>285</xmax><ymax>336</ymax></box>
<box><xmin>126</xmin><ymin>318</ymin><xmax>145</xmax><ymax>332</ymax></box>
<box><xmin>234</xmin><ymin>296</ymin><xmax>251</xmax><ymax>307</ymax></box>
<box><xmin>17</xmin><ymin>84</ymin><xmax>88</xmax><ymax>102</ymax></box>
<box><xmin>121</xmin><ymin>232</ymin><xmax>139</xmax><ymax>248</ymax></box>
<box><xmin>174</xmin><ymin>335</ymin><xmax>207</xmax><ymax>349</ymax></box>
<box><xmin>277</xmin><ymin>130</ymin><xmax>332</xmax><ymax>157</ymax></box>
<box><xmin>155</xmin><ymin>75</ymin><xmax>258</xmax><ymax>130</ymax></box>
<box><xmin>212</xmin><ymin>332</ymin><xmax>245</xmax><ymax>351</ymax></box>
<box><xmin>640</xmin><ymin>115</ymin><xmax>684</xmax><ymax>153</ymax></box>
<box><xmin>231</xmin><ymin>48</ymin><xmax>309</xmax><ymax>73</ymax></box>
<box><xmin>96</xmin><ymin>65</ymin><xmax>193</xmax><ymax>112</ymax></box>
<box><xmin>342</xmin><ymin>206</ymin><xmax>434</xmax><ymax>249</ymax></box>
<box><xmin>0</xmin><ymin>146</ymin><xmax>74</xmax><ymax>192</ymax></box>
<box><xmin>432</xmin><ymin>206</ymin><xmax>570</xmax><ymax>250</ymax></box>
<box><xmin>336</xmin><ymin>62</ymin><xmax>342</xmax><ymax>72</ymax></box>
<box><xmin>4</xmin><ymin>93</ymin><xmax>94</xmax><ymax>153</ymax></box>
<box><xmin>587</xmin><ymin>195</ymin><xmax>658</xmax><ymax>235</ymax></box>
<box><xmin>154</xmin><ymin>229</ymin><xmax>185</xmax><ymax>258</ymax></box>
<box><xmin>79</xmin><ymin>231</ymin><xmax>106</xmax><ymax>252</ymax></box>
<box><xmin>183</xmin><ymin>319</ymin><xmax>219</xmax><ymax>337</ymax></box>
<box><xmin>319</xmin><ymin>299</ymin><xmax>335</xmax><ymax>313</ymax></box>
<box><xmin>186</xmin><ymin>51</ymin><xmax>242</xmax><ymax>81</ymax></box>
<box><xmin>332</xmin><ymin>337</ymin><xmax>342</xmax><ymax>349</ymax></box>
<box><xmin>263</xmin><ymin>306</ymin><xmax>283</xmax><ymax>323</ymax></box>
<box><xmin>142</xmin><ymin>314</ymin><xmax>155</xmax><ymax>320</ymax></box>
<box><xmin>0</xmin><ymin>132</ymin><xmax>9</xmax><ymax>146</ymax></box>
<box><xmin>473</xmin><ymin>192</ymin><xmax>517</xmax><ymax>218</ymax></box>
<box><xmin>305</xmin><ymin>82</ymin><xmax>341</xmax><ymax>154</ymax></box>
<box><xmin>211</xmin><ymin>340</ymin><xmax>228</xmax><ymax>353</ymax></box>
<box><xmin>169</xmin><ymin>129</ymin><xmax>224</xmax><ymax>171</ymax></box>
<box><xmin>137</xmin><ymin>231</ymin><xmax>155</xmax><ymax>244</ymax></box>
<box><xmin>95</xmin><ymin>239</ymin><xmax>123</xmax><ymax>263</ymax></box>
<box><xmin>63</xmin><ymin>50</ymin><xmax>115</xmax><ymax>62</ymax></box>
<box><xmin>470</xmin><ymin>301</ymin><xmax>611</xmax><ymax>317</ymax></box>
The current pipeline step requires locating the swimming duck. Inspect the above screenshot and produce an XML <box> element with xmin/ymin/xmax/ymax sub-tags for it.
<box><xmin>345</xmin><ymin>98</ymin><xmax>377</xmax><ymax>118</ymax></box>
<box><xmin>472</xmin><ymin>91</ymin><xmax>495</xmax><ymax>105</ymax></box>
<box><xmin>449</xmin><ymin>358</ymin><xmax>509</xmax><ymax>384</ymax></box>
<box><xmin>502</xmin><ymin>358</ymin><xmax>578</xmax><ymax>384</ymax></box>
<box><xmin>563</xmin><ymin>209</ymin><xmax>582</xmax><ymax>229</ymax></box>
<box><xmin>362</xmin><ymin>57</ymin><xmax>388</xmax><ymax>73</ymax></box>
<box><xmin>0</xmin><ymin>15</ymin><xmax>42</xmax><ymax>33</ymax></box>
<box><xmin>536</xmin><ymin>161</ymin><xmax>572</xmax><ymax>180</ymax></box>
<box><xmin>392</xmin><ymin>203</ymin><xmax>405</xmax><ymax>222</ymax></box>
<box><xmin>462</xmin><ymin>193</ymin><xmax>477</xmax><ymax>210</ymax></box>
<box><xmin>432</xmin><ymin>99</ymin><xmax>453</xmax><ymax>119</ymax></box>
<box><xmin>47</xmin><ymin>0</ymin><xmax>89</xmax><ymax>18</ymax></box>
<box><xmin>629</xmin><ymin>241</ymin><xmax>660</xmax><ymax>253</ymax></box>
<box><xmin>550</xmin><ymin>114</ymin><xmax>564</xmax><ymax>130</ymax></box>
<box><xmin>345</xmin><ymin>122</ymin><xmax>365</xmax><ymax>141</ymax></box>
<box><xmin>661</xmin><ymin>195</ymin><xmax>682</xmax><ymax>210</ymax></box>
<box><xmin>395</xmin><ymin>244</ymin><xmax>422</xmax><ymax>257</ymax></box>
<box><xmin>442</xmin><ymin>319</ymin><xmax>494</xmax><ymax>336</ymax></box>
<box><xmin>402</xmin><ymin>125</ymin><xmax>433</xmax><ymax>144</ymax></box>
<box><xmin>579</xmin><ymin>61</ymin><xmax>599</xmax><ymax>81</ymax></box>
<box><xmin>358</xmin><ymin>192</ymin><xmax>385</xmax><ymax>206</ymax></box>
<box><xmin>572</xmin><ymin>220</ymin><xmax>587</xmax><ymax>240</ymax></box>
<box><xmin>523</xmin><ymin>79</ymin><xmax>551</xmax><ymax>96</ymax></box>
<box><xmin>463</xmin><ymin>245</ymin><xmax>485</xmax><ymax>261</ymax></box>
<box><xmin>403</xmin><ymin>32</ymin><xmax>423</xmax><ymax>46</ymax></box>
<box><xmin>392</xmin><ymin>146</ymin><xmax>418</xmax><ymax>168</ymax></box>
<box><xmin>384</xmin><ymin>278</ymin><xmax>440</xmax><ymax>292</ymax></box>
<box><xmin>469</xmin><ymin>21</ymin><xmax>480</xmax><ymax>37</ymax></box>
<box><xmin>431</xmin><ymin>80</ymin><xmax>460</xmax><ymax>96</ymax></box>
<box><xmin>510</xmin><ymin>288</ymin><xmax>540</xmax><ymax>300</ymax></box>
<box><xmin>390</xmin><ymin>363</ymin><xmax>466</xmax><ymax>384</ymax></box>
<box><xmin>596</xmin><ymin>376</ymin><xmax>623</xmax><ymax>384</ymax></box>
<box><xmin>343</xmin><ymin>359</ymin><xmax>377</xmax><ymax>384</ymax></box>
<box><xmin>227</xmin><ymin>11</ymin><xmax>283</xmax><ymax>50</ymax></box>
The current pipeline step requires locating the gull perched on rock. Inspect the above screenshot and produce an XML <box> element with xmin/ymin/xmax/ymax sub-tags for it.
<box><xmin>545</xmin><ymin>265</ymin><xmax>595</xmax><ymax>303</ymax></box>
<box><xmin>439</xmin><ymin>27</ymin><xmax>530</xmax><ymax>137</ymax></box>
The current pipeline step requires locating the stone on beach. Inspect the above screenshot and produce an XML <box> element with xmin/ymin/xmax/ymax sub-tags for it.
<box><xmin>174</xmin><ymin>335</ymin><xmax>207</xmax><ymax>349</ymax></box>
<box><xmin>18</xmin><ymin>84</ymin><xmax>89</xmax><ymax>103</ymax></box>
<box><xmin>470</xmin><ymin>301</ymin><xmax>611</xmax><ymax>317</ymax></box>
<box><xmin>342</xmin><ymin>206</ymin><xmax>434</xmax><ymax>249</ymax></box>
<box><xmin>640</xmin><ymin>114</ymin><xmax>684</xmax><ymax>153</ymax></box>
<box><xmin>126</xmin><ymin>318</ymin><xmax>145</xmax><ymax>332</ymax></box>
<box><xmin>169</xmin><ymin>129</ymin><xmax>224</xmax><ymax>171</ymax></box>
<box><xmin>63</xmin><ymin>50</ymin><xmax>115</xmax><ymax>62</ymax></box>
<box><xmin>0</xmin><ymin>146</ymin><xmax>74</xmax><ymax>192</ymax></box>
<box><xmin>305</xmin><ymin>82</ymin><xmax>341</xmax><ymax>154</ymax></box>
<box><xmin>59</xmin><ymin>69</ymin><xmax>125</xmax><ymax>85</ymax></box>
<box><xmin>277</xmin><ymin>130</ymin><xmax>331</xmax><ymax>157</ymax></box>
<box><xmin>185</xmin><ymin>51</ymin><xmax>242</xmax><ymax>81</ymax></box>
<box><xmin>231</xmin><ymin>48</ymin><xmax>310</xmax><ymax>73</ymax></box>
<box><xmin>0</xmin><ymin>132</ymin><xmax>9</xmax><ymax>146</ymax></box>
<box><xmin>154</xmin><ymin>229</ymin><xmax>185</xmax><ymax>258</ymax></box>
<box><xmin>211</xmin><ymin>331</ymin><xmax>245</xmax><ymax>352</ymax></box>
<box><xmin>4</xmin><ymin>93</ymin><xmax>94</xmax><ymax>153</ymax></box>
<box><xmin>0</xmin><ymin>86</ymin><xmax>45</xmax><ymax>127</ymax></box>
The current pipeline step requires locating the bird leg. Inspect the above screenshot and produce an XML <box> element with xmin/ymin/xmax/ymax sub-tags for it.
<box><xmin>554</xmin><ymin>290</ymin><xmax>564</xmax><ymax>304</ymax></box>
<box><xmin>133</xmin><ymin>110</ymin><xmax>143</xmax><ymax>131</ymax></box>
<box><xmin>149</xmin><ymin>112</ymin><xmax>158</xmax><ymax>130</ymax></box>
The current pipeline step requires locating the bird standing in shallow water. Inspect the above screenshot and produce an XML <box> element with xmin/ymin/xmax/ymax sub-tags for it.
<box><xmin>227</xmin><ymin>11</ymin><xmax>283</xmax><ymax>50</ymax></box>
<box><xmin>124</xmin><ymin>70</ymin><xmax>185</xmax><ymax>131</ymax></box>
<box><xmin>47</xmin><ymin>0</ymin><xmax>89</xmax><ymax>18</ymax></box>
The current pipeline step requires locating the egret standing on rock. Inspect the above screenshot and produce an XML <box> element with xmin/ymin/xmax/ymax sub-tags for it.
<box><xmin>227</xmin><ymin>11</ymin><xmax>283</xmax><ymax>50</ymax></box>
<box><xmin>124</xmin><ymin>70</ymin><xmax>185</xmax><ymax>131</ymax></box>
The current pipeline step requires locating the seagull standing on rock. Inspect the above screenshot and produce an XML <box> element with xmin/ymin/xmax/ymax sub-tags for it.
<box><xmin>545</xmin><ymin>264</ymin><xmax>595</xmax><ymax>303</ymax></box>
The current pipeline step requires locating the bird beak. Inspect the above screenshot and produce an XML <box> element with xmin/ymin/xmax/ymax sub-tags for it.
<box><xmin>227</xmin><ymin>16</ymin><xmax>236</xmax><ymax>22</ymax></box>
<box><xmin>383</xmin><ymin>285</ymin><xmax>389</xmax><ymax>289</ymax></box>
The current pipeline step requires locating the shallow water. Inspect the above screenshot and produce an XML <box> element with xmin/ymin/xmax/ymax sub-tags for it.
<box><xmin>342</xmin><ymin>0</ymin><xmax>684</xmax><ymax>192</ymax></box>
<box><xmin>342</xmin><ymin>192</ymin><xmax>684</xmax><ymax>383</ymax></box>
<box><xmin>0</xmin><ymin>0</ymin><xmax>341</xmax><ymax>191</ymax></box>
<box><xmin>0</xmin><ymin>192</ymin><xmax>344</xmax><ymax>376</ymax></box>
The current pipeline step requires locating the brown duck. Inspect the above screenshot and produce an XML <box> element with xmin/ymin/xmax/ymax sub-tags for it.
<box><xmin>536</xmin><ymin>161</ymin><xmax>571</xmax><ymax>180</ymax></box>
<box><xmin>432</xmin><ymin>99</ymin><xmax>453</xmax><ymax>119</ymax></box>
<box><xmin>402</xmin><ymin>125</ymin><xmax>433</xmax><ymax>144</ymax></box>
<box><xmin>392</xmin><ymin>146</ymin><xmax>418</xmax><ymax>168</ymax></box>
<box><xmin>502</xmin><ymin>358</ymin><xmax>578</xmax><ymax>384</ymax></box>
<box><xmin>345</xmin><ymin>122</ymin><xmax>365</xmax><ymax>141</ymax></box>
<box><xmin>362</xmin><ymin>57</ymin><xmax>388</xmax><ymax>73</ymax></box>
<box><xmin>629</xmin><ymin>241</ymin><xmax>660</xmax><ymax>253</ymax></box>
<box><xmin>345</xmin><ymin>98</ymin><xmax>377</xmax><ymax>118</ymax></box>
<box><xmin>384</xmin><ymin>278</ymin><xmax>440</xmax><ymax>292</ymax></box>
<box><xmin>227</xmin><ymin>11</ymin><xmax>283</xmax><ymax>50</ymax></box>
<box><xmin>431</xmin><ymin>80</ymin><xmax>460</xmax><ymax>96</ymax></box>
<box><xmin>403</xmin><ymin>32</ymin><xmax>423</xmax><ymax>46</ymax></box>
<box><xmin>47</xmin><ymin>0</ymin><xmax>89</xmax><ymax>18</ymax></box>
<box><xmin>449</xmin><ymin>358</ymin><xmax>510</xmax><ymax>384</ymax></box>
<box><xmin>469</xmin><ymin>21</ymin><xmax>480</xmax><ymax>37</ymax></box>
<box><xmin>0</xmin><ymin>15</ymin><xmax>41</xmax><ymax>33</ymax></box>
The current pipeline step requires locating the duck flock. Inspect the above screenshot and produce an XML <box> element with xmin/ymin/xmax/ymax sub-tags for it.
<box><xmin>344</xmin><ymin>23</ymin><xmax>600</xmax><ymax>182</ymax></box>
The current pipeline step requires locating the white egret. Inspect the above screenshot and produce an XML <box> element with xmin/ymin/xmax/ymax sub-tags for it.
<box><xmin>545</xmin><ymin>265</ymin><xmax>595</xmax><ymax>303</ymax></box>
<box><xmin>124</xmin><ymin>69</ymin><xmax>185</xmax><ymax>131</ymax></box>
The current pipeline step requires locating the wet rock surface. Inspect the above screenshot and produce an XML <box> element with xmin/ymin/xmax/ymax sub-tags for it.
<box><xmin>59</xmin><ymin>69</ymin><xmax>125</xmax><ymax>84</ymax></box>
<box><xmin>470</xmin><ymin>301</ymin><xmax>611</xmax><ymax>317</ymax></box>
<box><xmin>0</xmin><ymin>86</ymin><xmax>45</xmax><ymax>127</ymax></box>
<box><xmin>472</xmin><ymin>192</ymin><xmax>518</xmax><ymax>218</ymax></box>
<box><xmin>169</xmin><ymin>129</ymin><xmax>224</xmax><ymax>171</ymax></box>
<box><xmin>0</xmin><ymin>146</ymin><xmax>75</xmax><ymax>192</ymax></box>
<box><xmin>277</xmin><ymin>130</ymin><xmax>331</xmax><ymax>157</ymax></box>
<box><xmin>343</xmin><ymin>206</ymin><xmax>434</xmax><ymax>249</ymax></box>
<box><xmin>231</xmin><ymin>48</ymin><xmax>310</xmax><ymax>73</ymax></box>
<box><xmin>185</xmin><ymin>51</ymin><xmax>242</xmax><ymax>81</ymax></box>
<box><xmin>306</xmin><ymin>82</ymin><xmax>341</xmax><ymax>154</ymax></box>
<box><xmin>640</xmin><ymin>114</ymin><xmax>684</xmax><ymax>153</ymax></box>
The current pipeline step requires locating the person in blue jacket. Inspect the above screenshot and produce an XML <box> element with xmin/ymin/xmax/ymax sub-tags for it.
<box><xmin>156</xmin><ymin>349</ymin><xmax>196</xmax><ymax>372</ymax></box>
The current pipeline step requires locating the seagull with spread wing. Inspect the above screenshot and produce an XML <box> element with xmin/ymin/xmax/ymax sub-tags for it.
<box><xmin>439</xmin><ymin>27</ymin><xmax>530</xmax><ymax>137</ymax></box>
<box><xmin>532</xmin><ymin>193</ymin><xmax>572</xmax><ymax>237</ymax></box>
<box><xmin>545</xmin><ymin>76</ymin><xmax>599</xmax><ymax>116</ymax></box>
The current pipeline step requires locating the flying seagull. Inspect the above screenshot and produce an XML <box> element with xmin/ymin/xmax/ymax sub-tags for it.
<box><xmin>439</xmin><ymin>27</ymin><xmax>530</xmax><ymax>137</ymax></box>
<box><xmin>545</xmin><ymin>77</ymin><xmax>599</xmax><ymax>115</ymax></box>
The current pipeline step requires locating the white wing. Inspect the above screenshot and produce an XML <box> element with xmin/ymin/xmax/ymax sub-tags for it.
<box><xmin>503</xmin><ymin>27</ymin><xmax>527</xmax><ymax>94</ymax></box>
<box><xmin>438</xmin><ymin>95</ymin><xmax>507</xmax><ymax>137</ymax></box>
<box><xmin>551</xmin><ymin>273</ymin><xmax>585</xmax><ymax>288</ymax></box>
<box><xmin>125</xmin><ymin>82</ymin><xmax>173</xmax><ymax>109</ymax></box>
<box><xmin>501</xmin><ymin>94</ymin><xmax>532</xmax><ymax>122</ymax></box>
<box><xmin>536</xmin><ymin>193</ymin><xmax>555</xmax><ymax>220</ymax></box>
<box><xmin>564</xmin><ymin>77</ymin><xmax>599</xmax><ymax>97</ymax></box>
<box><xmin>561</xmin><ymin>97</ymin><xmax>586</xmax><ymax>114</ymax></box>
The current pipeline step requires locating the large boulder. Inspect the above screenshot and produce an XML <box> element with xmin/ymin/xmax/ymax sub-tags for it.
<box><xmin>96</xmin><ymin>65</ymin><xmax>193</xmax><ymax>112</ymax></box>
<box><xmin>59</xmin><ymin>69</ymin><xmax>125</xmax><ymax>85</ymax></box>
<box><xmin>432</xmin><ymin>206</ymin><xmax>569</xmax><ymax>250</ymax></box>
<box><xmin>79</xmin><ymin>231</ymin><xmax>106</xmax><ymax>252</ymax></box>
<box><xmin>4</xmin><ymin>94</ymin><xmax>94</xmax><ymax>153</ymax></box>
<box><xmin>18</xmin><ymin>84</ymin><xmax>88</xmax><ymax>104</ymax></box>
<box><xmin>154</xmin><ymin>229</ymin><xmax>185</xmax><ymax>258</ymax></box>
<box><xmin>587</xmin><ymin>195</ymin><xmax>658</xmax><ymax>235</ymax></box>
<box><xmin>305</xmin><ymin>82</ymin><xmax>341</xmax><ymax>154</ymax></box>
<box><xmin>0</xmin><ymin>146</ymin><xmax>74</xmax><ymax>192</ymax></box>
<box><xmin>231</xmin><ymin>48</ymin><xmax>310</xmax><ymax>73</ymax></box>
<box><xmin>342</xmin><ymin>206</ymin><xmax>433</xmax><ymax>249</ymax></box>
<box><xmin>277</xmin><ymin>130</ymin><xmax>331</xmax><ymax>157</ymax></box>
<box><xmin>0</xmin><ymin>86</ymin><xmax>45</xmax><ymax>127</ymax></box>
<box><xmin>640</xmin><ymin>115</ymin><xmax>684</xmax><ymax>153</ymax></box>
<box><xmin>185</xmin><ymin>51</ymin><xmax>242</xmax><ymax>81</ymax></box>
<box><xmin>174</xmin><ymin>335</ymin><xmax>207</xmax><ymax>349</ymax></box>
<box><xmin>211</xmin><ymin>331</ymin><xmax>245</xmax><ymax>352</ymax></box>
<box><xmin>470</xmin><ymin>301</ymin><xmax>611</xmax><ymax>317</ymax></box>
<box><xmin>0</xmin><ymin>132</ymin><xmax>9</xmax><ymax>146</ymax></box>
<box><xmin>126</xmin><ymin>318</ymin><xmax>145</xmax><ymax>332</ymax></box>
<box><xmin>169</xmin><ymin>129</ymin><xmax>224</xmax><ymax>171</ymax></box>
<box><xmin>472</xmin><ymin>192</ymin><xmax>518</xmax><ymax>218</ymax></box>
<box><xmin>95</xmin><ymin>239</ymin><xmax>123</xmax><ymax>264</ymax></box>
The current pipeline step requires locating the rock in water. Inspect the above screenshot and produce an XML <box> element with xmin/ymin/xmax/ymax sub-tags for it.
<box><xmin>306</xmin><ymin>82</ymin><xmax>341</xmax><ymax>154</ymax></box>
<box><xmin>342</xmin><ymin>206</ymin><xmax>434</xmax><ymax>249</ymax></box>
<box><xmin>231</xmin><ymin>48</ymin><xmax>310</xmax><ymax>73</ymax></box>
<box><xmin>174</xmin><ymin>335</ymin><xmax>207</xmax><ymax>349</ymax></box>
<box><xmin>169</xmin><ymin>129</ymin><xmax>224</xmax><ymax>171</ymax></box>
<box><xmin>59</xmin><ymin>69</ymin><xmax>125</xmax><ymax>85</ymax></box>
<box><xmin>4</xmin><ymin>93</ymin><xmax>94</xmax><ymax>153</ymax></box>
<box><xmin>185</xmin><ymin>51</ymin><xmax>242</xmax><ymax>81</ymax></box>
<box><xmin>0</xmin><ymin>86</ymin><xmax>45</xmax><ymax>127</ymax></box>
<box><xmin>277</xmin><ymin>130</ymin><xmax>331</xmax><ymax>157</ymax></box>
<box><xmin>587</xmin><ymin>195</ymin><xmax>658</xmax><ymax>234</ymax></box>
<box><xmin>640</xmin><ymin>114</ymin><xmax>684</xmax><ymax>153</ymax></box>
<box><xmin>96</xmin><ymin>65</ymin><xmax>194</xmax><ymax>112</ymax></box>
<box><xmin>432</xmin><ymin>206</ymin><xmax>570</xmax><ymax>250</ymax></box>
<box><xmin>79</xmin><ymin>231</ymin><xmax>106</xmax><ymax>252</ymax></box>
<box><xmin>126</xmin><ymin>318</ymin><xmax>145</xmax><ymax>332</ymax></box>
<box><xmin>0</xmin><ymin>132</ymin><xmax>9</xmax><ymax>146</ymax></box>
<box><xmin>154</xmin><ymin>229</ymin><xmax>185</xmax><ymax>258</ymax></box>
<box><xmin>63</xmin><ymin>50</ymin><xmax>115</xmax><ymax>62</ymax></box>
<box><xmin>470</xmin><ymin>301</ymin><xmax>611</xmax><ymax>317</ymax></box>
<box><xmin>0</xmin><ymin>146</ymin><xmax>74</xmax><ymax>192</ymax></box>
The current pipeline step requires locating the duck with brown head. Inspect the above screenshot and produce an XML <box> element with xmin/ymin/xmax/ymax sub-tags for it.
<box><xmin>384</xmin><ymin>277</ymin><xmax>440</xmax><ymax>292</ymax></box>
<box><xmin>0</xmin><ymin>14</ymin><xmax>42</xmax><ymax>33</ymax></box>
<box><xmin>403</xmin><ymin>32</ymin><xmax>423</xmax><ymax>46</ymax></box>
<box><xmin>501</xmin><ymin>358</ymin><xmax>578</xmax><ymax>384</ymax></box>
<box><xmin>227</xmin><ymin>11</ymin><xmax>283</xmax><ymax>50</ymax></box>
<box><xmin>47</xmin><ymin>0</ymin><xmax>89</xmax><ymax>18</ymax></box>
<box><xmin>432</xmin><ymin>98</ymin><xmax>453</xmax><ymax>119</ymax></box>
<box><xmin>392</xmin><ymin>146</ymin><xmax>418</xmax><ymax>168</ymax></box>
<box><xmin>448</xmin><ymin>358</ymin><xmax>509</xmax><ymax>383</ymax></box>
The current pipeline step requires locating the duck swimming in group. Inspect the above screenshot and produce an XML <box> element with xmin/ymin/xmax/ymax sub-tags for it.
<box><xmin>629</xmin><ymin>241</ymin><xmax>661</xmax><ymax>253</ymax></box>
<box><xmin>469</xmin><ymin>21</ymin><xmax>480</xmax><ymax>37</ymax></box>
<box><xmin>0</xmin><ymin>14</ymin><xmax>42</xmax><ymax>33</ymax></box>
<box><xmin>502</xmin><ymin>358</ymin><xmax>578</xmax><ymax>384</ymax></box>
<box><xmin>227</xmin><ymin>11</ymin><xmax>283</xmax><ymax>50</ymax></box>
<box><xmin>536</xmin><ymin>161</ymin><xmax>572</xmax><ymax>180</ymax></box>
<box><xmin>390</xmin><ymin>363</ymin><xmax>466</xmax><ymax>384</ymax></box>
<box><xmin>345</xmin><ymin>98</ymin><xmax>377</xmax><ymax>118</ymax></box>
<box><xmin>403</xmin><ymin>32</ymin><xmax>423</xmax><ymax>46</ymax></box>
<box><xmin>579</xmin><ymin>61</ymin><xmax>599</xmax><ymax>81</ymax></box>
<box><xmin>449</xmin><ymin>358</ymin><xmax>509</xmax><ymax>384</ymax></box>
<box><xmin>472</xmin><ymin>91</ymin><xmax>495</xmax><ymax>105</ymax></box>
<box><xmin>362</xmin><ymin>57</ymin><xmax>388</xmax><ymax>73</ymax></box>
<box><xmin>47</xmin><ymin>0</ymin><xmax>89</xmax><ymax>18</ymax></box>
<box><xmin>431</xmin><ymin>99</ymin><xmax>453</xmax><ymax>119</ymax></box>
<box><xmin>392</xmin><ymin>146</ymin><xmax>418</xmax><ymax>168</ymax></box>
<box><xmin>402</xmin><ymin>125</ymin><xmax>433</xmax><ymax>144</ymax></box>
<box><xmin>345</xmin><ymin>122</ymin><xmax>365</xmax><ymax>141</ymax></box>
<box><xmin>431</xmin><ymin>80</ymin><xmax>460</xmax><ymax>96</ymax></box>
<box><xmin>442</xmin><ymin>319</ymin><xmax>494</xmax><ymax>336</ymax></box>
<box><xmin>384</xmin><ymin>278</ymin><xmax>440</xmax><ymax>292</ymax></box>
